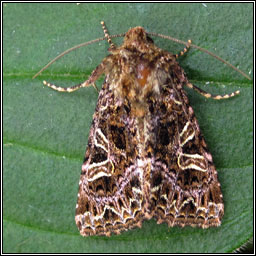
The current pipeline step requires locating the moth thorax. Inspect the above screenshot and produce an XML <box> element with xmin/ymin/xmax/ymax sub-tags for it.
<box><xmin>136</xmin><ymin>62</ymin><xmax>151</xmax><ymax>87</ymax></box>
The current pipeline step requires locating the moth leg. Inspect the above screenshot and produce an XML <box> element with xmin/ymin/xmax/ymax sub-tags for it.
<box><xmin>175</xmin><ymin>40</ymin><xmax>191</xmax><ymax>58</ymax></box>
<box><xmin>186</xmin><ymin>82</ymin><xmax>240</xmax><ymax>100</ymax></box>
<box><xmin>43</xmin><ymin>63</ymin><xmax>104</xmax><ymax>93</ymax></box>
<box><xmin>92</xmin><ymin>83</ymin><xmax>99</xmax><ymax>93</ymax></box>
<box><xmin>101</xmin><ymin>21</ymin><xmax>116</xmax><ymax>49</ymax></box>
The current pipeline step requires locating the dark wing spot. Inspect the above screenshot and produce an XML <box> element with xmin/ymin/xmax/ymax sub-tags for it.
<box><xmin>90</xmin><ymin>148</ymin><xmax>107</xmax><ymax>163</ymax></box>
<box><xmin>158</xmin><ymin>124</ymin><xmax>170</xmax><ymax>146</ymax></box>
<box><xmin>110</xmin><ymin>125</ymin><xmax>126</xmax><ymax>150</ymax></box>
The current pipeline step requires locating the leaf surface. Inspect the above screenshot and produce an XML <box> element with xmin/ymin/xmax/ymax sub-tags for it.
<box><xmin>3</xmin><ymin>3</ymin><xmax>253</xmax><ymax>253</ymax></box>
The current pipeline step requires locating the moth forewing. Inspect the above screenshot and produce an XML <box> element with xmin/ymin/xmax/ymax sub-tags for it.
<box><xmin>35</xmin><ymin>22</ymin><xmax>250</xmax><ymax>237</ymax></box>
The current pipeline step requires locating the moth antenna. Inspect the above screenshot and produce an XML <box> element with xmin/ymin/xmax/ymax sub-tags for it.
<box><xmin>33</xmin><ymin>37</ymin><xmax>105</xmax><ymax>79</ymax></box>
<box><xmin>175</xmin><ymin>39</ymin><xmax>191</xmax><ymax>58</ymax></box>
<box><xmin>186</xmin><ymin>82</ymin><xmax>240</xmax><ymax>100</ymax></box>
<box><xmin>101</xmin><ymin>21</ymin><xmax>116</xmax><ymax>49</ymax></box>
<box><xmin>148</xmin><ymin>32</ymin><xmax>251</xmax><ymax>80</ymax></box>
<box><xmin>32</xmin><ymin>34</ymin><xmax>125</xmax><ymax>79</ymax></box>
<box><xmin>34</xmin><ymin>29</ymin><xmax>250</xmax><ymax>81</ymax></box>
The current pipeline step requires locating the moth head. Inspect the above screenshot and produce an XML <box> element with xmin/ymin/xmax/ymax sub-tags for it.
<box><xmin>123</xmin><ymin>27</ymin><xmax>153</xmax><ymax>49</ymax></box>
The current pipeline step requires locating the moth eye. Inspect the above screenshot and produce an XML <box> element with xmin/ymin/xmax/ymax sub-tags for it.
<box><xmin>146</xmin><ymin>35</ymin><xmax>154</xmax><ymax>43</ymax></box>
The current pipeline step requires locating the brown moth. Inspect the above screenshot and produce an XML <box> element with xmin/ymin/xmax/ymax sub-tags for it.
<box><xmin>34</xmin><ymin>22</ymin><xmax>250</xmax><ymax>237</ymax></box>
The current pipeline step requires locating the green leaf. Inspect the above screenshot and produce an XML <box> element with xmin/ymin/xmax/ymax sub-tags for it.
<box><xmin>3</xmin><ymin>3</ymin><xmax>253</xmax><ymax>253</ymax></box>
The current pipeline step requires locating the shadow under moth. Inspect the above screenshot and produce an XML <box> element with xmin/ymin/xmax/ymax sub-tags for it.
<box><xmin>34</xmin><ymin>21</ymin><xmax>251</xmax><ymax>237</ymax></box>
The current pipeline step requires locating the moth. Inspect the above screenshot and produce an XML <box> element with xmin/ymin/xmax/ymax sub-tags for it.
<box><xmin>34</xmin><ymin>22</ymin><xmax>250</xmax><ymax>237</ymax></box>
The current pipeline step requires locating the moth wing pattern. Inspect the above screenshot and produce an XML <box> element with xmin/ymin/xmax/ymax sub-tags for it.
<box><xmin>74</xmin><ymin>26</ymin><xmax>226</xmax><ymax>236</ymax></box>
<box><xmin>147</xmin><ymin>73</ymin><xmax>224</xmax><ymax>228</ymax></box>
<box><xmin>37</xmin><ymin>22</ymin><xmax>246</xmax><ymax>237</ymax></box>
<box><xmin>75</xmin><ymin>79</ymin><xmax>147</xmax><ymax>236</ymax></box>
